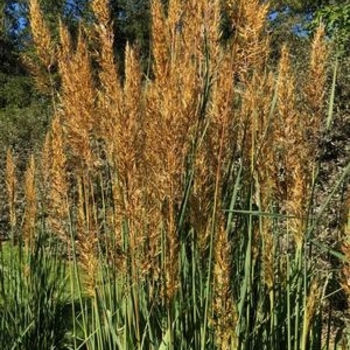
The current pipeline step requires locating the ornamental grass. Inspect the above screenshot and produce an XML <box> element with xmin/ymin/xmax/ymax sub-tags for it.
<box><xmin>0</xmin><ymin>0</ymin><xmax>349</xmax><ymax>349</ymax></box>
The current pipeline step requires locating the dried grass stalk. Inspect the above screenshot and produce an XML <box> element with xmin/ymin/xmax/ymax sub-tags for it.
<box><xmin>28</xmin><ymin>0</ymin><xmax>55</xmax><ymax>69</ymax></box>
<box><xmin>23</xmin><ymin>155</ymin><xmax>37</xmax><ymax>246</ymax></box>
<box><xmin>47</xmin><ymin>115</ymin><xmax>69</xmax><ymax>243</ymax></box>
<box><xmin>235</xmin><ymin>0</ymin><xmax>270</xmax><ymax>82</ymax></box>
<box><xmin>212</xmin><ymin>222</ymin><xmax>238</xmax><ymax>349</ymax></box>
<box><xmin>303</xmin><ymin>25</ymin><xmax>329</xmax><ymax>162</ymax></box>
<box><xmin>58</xmin><ymin>27</ymin><xmax>96</xmax><ymax>171</ymax></box>
<box><xmin>76</xmin><ymin>176</ymin><xmax>99</xmax><ymax>296</ymax></box>
<box><xmin>24</xmin><ymin>0</ymin><xmax>56</xmax><ymax>95</ymax></box>
<box><xmin>276</xmin><ymin>46</ymin><xmax>307</xmax><ymax>247</ymax></box>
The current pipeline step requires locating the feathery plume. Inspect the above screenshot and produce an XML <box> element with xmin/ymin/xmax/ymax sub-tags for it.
<box><xmin>28</xmin><ymin>0</ymin><xmax>55</xmax><ymax>69</ymax></box>
<box><xmin>92</xmin><ymin>0</ymin><xmax>121</xmax><ymax>161</ymax></box>
<box><xmin>303</xmin><ymin>25</ymin><xmax>328</xmax><ymax>162</ymax></box>
<box><xmin>92</xmin><ymin>0</ymin><xmax>110</xmax><ymax>25</ymax></box>
<box><xmin>58</xmin><ymin>26</ymin><xmax>96</xmax><ymax>171</ymax></box>
<box><xmin>212</xmin><ymin>222</ymin><xmax>238</xmax><ymax>349</ymax></box>
<box><xmin>235</xmin><ymin>0</ymin><xmax>270</xmax><ymax>81</ymax></box>
<box><xmin>23</xmin><ymin>155</ymin><xmax>37</xmax><ymax>246</ymax></box>
<box><xmin>151</xmin><ymin>0</ymin><xmax>169</xmax><ymax>84</ymax></box>
<box><xmin>304</xmin><ymin>25</ymin><xmax>328</xmax><ymax>119</ymax></box>
<box><xmin>47</xmin><ymin>115</ymin><xmax>69</xmax><ymax>243</ymax></box>
<box><xmin>25</xmin><ymin>0</ymin><xmax>56</xmax><ymax>95</ymax></box>
<box><xmin>276</xmin><ymin>46</ymin><xmax>307</xmax><ymax>248</ymax></box>
<box><xmin>76</xmin><ymin>176</ymin><xmax>99</xmax><ymax>296</ymax></box>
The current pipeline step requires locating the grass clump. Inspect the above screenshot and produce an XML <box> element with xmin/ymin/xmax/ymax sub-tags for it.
<box><xmin>0</xmin><ymin>0</ymin><xmax>349</xmax><ymax>349</ymax></box>
<box><xmin>0</xmin><ymin>233</ymin><xmax>69</xmax><ymax>349</ymax></box>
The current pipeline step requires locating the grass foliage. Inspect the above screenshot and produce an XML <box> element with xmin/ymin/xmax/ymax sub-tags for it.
<box><xmin>0</xmin><ymin>0</ymin><xmax>349</xmax><ymax>349</ymax></box>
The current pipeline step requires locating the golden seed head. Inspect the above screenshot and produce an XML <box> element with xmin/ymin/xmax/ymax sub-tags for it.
<box><xmin>23</xmin><ymin>155</ymin><xmax>37</xmax><ymax>246</ymax></box>
<box><xmin>28</xmin><ymin>0</ymin><xmax>55</xmax><ymax>69</ymax></box>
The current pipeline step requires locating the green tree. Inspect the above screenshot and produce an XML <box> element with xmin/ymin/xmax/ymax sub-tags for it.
<box><xmin>269</xmin><ymin>0</ymin><xmax>348</xmax><ymax>13</ymax></box>
<box><xmin>311</xmin><ymin>3</ymin><xmax>350</xmax><ymax>56</ymax></box>
<box><xmin>110</xmin><ymin>0</ymin><xmax>151</xmax><ymax>68</ymax></box>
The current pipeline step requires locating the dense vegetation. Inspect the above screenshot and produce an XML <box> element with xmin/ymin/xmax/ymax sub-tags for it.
<box><xmin>0</xmin><ymin>0</ymin><xmax>349</xmax><ymax>349</ymax></box>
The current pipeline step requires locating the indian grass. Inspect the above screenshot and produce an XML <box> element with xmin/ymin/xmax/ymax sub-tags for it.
<box><xmin>58</xmin><ymin>27</ymin><xmax>96</xmax><ymax>172</ymax></box>
<box><xmin>27</xmin><ymin>0</ymin><xmax>55</xmax><ymax>70</ymax></box>
<box><xmin>22</xmin><ymin>0</ymin><xmax>56</xmax><ymax>96</ymax></box>
<box><xmin>47</xmin><ymin>114</ymin><xmax>69</xmax><ymax>244</ymax></box>
<box><xmin>1</xmin><ymin>0</ymin><xmax>350</xmax><ymax>348</ymax></box>
<box><xmin>23</xmin><ymin>155</ymin><xmax>36</xmax><ymax>247</ymax></box>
